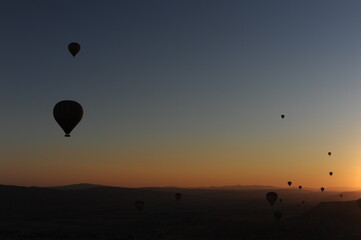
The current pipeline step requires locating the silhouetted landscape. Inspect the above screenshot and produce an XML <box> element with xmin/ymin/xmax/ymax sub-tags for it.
<box><xmin>0</xmin><ymin>184</ymin><xmax>360</xmax><ymax>239</ymax></box>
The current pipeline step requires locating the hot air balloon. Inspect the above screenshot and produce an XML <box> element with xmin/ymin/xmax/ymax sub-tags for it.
<box><xmin>281</xmin><ymin>115</ymin><xmax>285</xmax><ymax>119</ymax></box>
<box><xmin>340</xmin><ymin>194</ymin><xmax>343</xmax><ymax>198</ymax></box>
<box><xmin>175</xmin><ymin>193</ymin><xmax>182</xmax><ymax>202</ymax></box>
<box><xmin>274</xmin><ymin>210</ymin><xmax>282</xmax><ymax>221</ymax></box>
<box><xmin>357</xmin><ymin>199</ymin><xmax>361</xmax><ymax>209</ymax></box>
<box><xmin>320</xmin><ymin>187</ymin><xmax>325</xmax><ymax>192</ymax></box>
<box><xmin>266</xmin><ymin>192</ymin><xmax>278</xmax><ymax>206</ymax></box>
<box><xmin>53</xmin><ymin>100</ymin><xmax>83</xmax><ymax>137</ymax></box>
<box><xmin>287</xmin><ymin>181</ymin><xmax>292</xmax><ymax>186</ymax></box>
<box><xmin>328</xmin><ymin>152</ymin><xmax>331</xmax><ymax>156</ymax></box>
<box><xmin>134</xmin><ymin>200</ymin><xmax>144</xmax><ymax>213</ymax></box>
<box><xmin>329</xmin><ymin>172</ymin><xmax>333</xmax><ymax>176</ymax></box>
<box><xmin>68</xmin><ymin>42</ymin><xmax>80</xmax><ymax>57</ymax></box>
<box><xmin>298</xmin><ymin>185</ymin><xmax>302</xmax><ymax>190</ymax></box>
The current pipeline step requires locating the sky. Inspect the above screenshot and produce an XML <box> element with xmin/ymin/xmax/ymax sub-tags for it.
<box><xmin>1</xmin><ymin>0</ymin><xmax>361</xmax><ymax>188</ymax></box>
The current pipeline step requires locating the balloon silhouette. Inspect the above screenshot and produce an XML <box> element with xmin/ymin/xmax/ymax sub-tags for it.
<box><xmin>175</xmin><ymin>193</ymin><xmax>182</xmax><ymax>202</ymax></box>
<box><xmin>134</xmin><ymin>200</ymin><xmax>144</xmax><ymax>213</ymax></box>
<box><xmin>274</xmin><ymin>210</ymin><xmax>282</xmax><ymax>221</ymax></box>
<box><xmin>298</xmin><ymin>185</ymin><xmax>302</xmax><ymax>190</ymax></box>
<box><xmin>328</xmin><ymin>152</ymin><xmax>331</xmax><ymax>156</ymax></box>
<box><xmin>68</xmin><ymin>42</ymin><xmax>80</xmax><ymax>57</ymax></box>
<box><xmin>266</xmin><ymin>192</ymin><xmax>278</xmax><ymax>206</ymax></box>
<box><xmin>53</xmin><ymin>100</ymin><xmax>83</xmax><ymax>137</ymax></box>
<box><xmin>281</xmin><ymin>115</ymin><xmax>285</xmax><ymax>119</ymax></box>
<box><xmin>287</xmin><ymin>181</ymin><xmax>292</xmax><ymax>186</ymax></box>
<box><xmin>320</xmin><ymin>187</ymin><xmax>325</xmax><ymax>192</ymax></box>
<box><xmin>357</xmin><ymin>199</ymin><xmax>361</xmax><ymax>210</ymax></box>
<box><xmin>329</xmin><ymin>171</ymin><xmax>333</xmax><ymax>176</ymax></box>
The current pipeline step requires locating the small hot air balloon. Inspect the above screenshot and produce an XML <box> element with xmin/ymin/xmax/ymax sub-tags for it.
<box><xmin>266</xmin><ymin>192</ymin><xmax>278</xmax><ymax>206</ymax></box>
<box><xmin>68</xmin><ymin>42</ymin><xmax>80</xmax><ymax>57</ymax></box>
<box><xmin>320</xmin><ymin>187</ymin><xmax>325</xmax><ymax>192</ymax></box>
<box><xmin>287</xmin><ymin>181</ymin><xmax>292</xmax><ymax>186</ymax></box>
<box><xmin>281</xmin><ymin>115</ymin><xmax>285</xmax><ymax>119</ymax></box>
<box><xmin>134</xmin><ymin>200</ymin><xmax>144</xmax><ymax>213</ymax></box>
<box><xmin>328</xmin><ymin>152</ymin><xmax>331</xmax><ymax>156</ymax></box>
<box><xmin>273</xmin><ymin>210</ymin><xmax>282</xmax><ymax>221</ymax></box>
<box><xmin>298</xmin><ymin>185</ymin><xmax>302</xmax><ymax>190</ymax></box>
<box><xmin>329</xmin><ymin>172</ymin><xmax>333</xmax><ymax>176</ymax></box>
<box><xmin>175</xmin><ymin>193</ymin><xmax>182</xmax><ymax>202</ymax></box>
<box><xmin>279</xmin><ymin>198</ymin><xmax>283</xmax><ymax>204</ymax></box>
<box><xmin>53</xmin><ymin>100</ymin><xmax>83</xmax><ymax>137</ymax></box>
<box><xmin>357</xmin><ymin>199</ymin><xmax>361</xmax><ymax>209</ymax></box>
<box><xmin>340</xmin><ymin>194</ymin><xmax>343</xmax><ymax>198</ymax></box>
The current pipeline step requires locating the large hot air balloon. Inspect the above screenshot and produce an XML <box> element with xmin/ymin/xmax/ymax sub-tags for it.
<box><xmin>266</xmin><ymin>192</ymin><xmax>278</xmax><ymax>206</ymax></box>
<box><xmin>329</xmin><ymin>171</ymin><xmax>333</xmax><ymax>176</ymax></box>
<box><xmin>68</xmin><ymin>42</ymin><xmax>80</xmax><ymax>57</ymax></box>
<box><xmin>281</xmin><ymin>115</ymin><xmax>285</xmax><ymax>119</ymax></box>
<box><xmin>298</xmin><ymin>185</ymin><xmax>302</xmax><ymax>190</ymax></box>
<box><xmin>320</xmin><ymin>187</ymin><xmax>325</xmax><ymax>192</ymax></box>
<box><xmin>287</xmin><ymin>181</ymin><xmax>292</xmax><ymax>186</ymax></box>
<box><xmin>53</xmin><ymin>100</ymin><xmax>83</xmax><ymax>137</ymax></box>
<box><xmin>134</xmin><ymin>200</ymin><xmax>144</xmax><ymax>213</ymax></box>
<box><xmin>328</xmin><ymin>152</ymin><xmax>331</xmax><ymax>156</ymax></box>
<box><xmin>175</xmin><ymin>193</ymin><xmax>182</xmax><ymax>202</ymax></box>
<box><xmin>274</xmin><ymin>210</ymin><xmax>282</xmax><ymax>221</ymax></box>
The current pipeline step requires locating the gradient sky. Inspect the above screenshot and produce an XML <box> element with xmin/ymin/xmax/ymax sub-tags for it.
<box><xmin>1</xmin><ymin>0</ymin><xmax>361</xmax><ymax>188</ymax></box>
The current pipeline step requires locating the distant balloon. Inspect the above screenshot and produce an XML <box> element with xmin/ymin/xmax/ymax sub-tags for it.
<box><xmin>357</xmin><ymin>199</ymin><xmax>361</xmax><ymax>209</ymax></box>
<box><xmin>320</xmin><ymin>187</ymin><xmax>325</xmax><ymax>192</ymax></box>
<box><xmin>68</xmin><ymin>42</ymin><xmax>80</xmax><ymax>57</ymax></box>
<box><xmin>298</xmin><ymin>185</ymin><xmax>302</xmax><ymax>190</ymax></box>
<box><xmin>328</xmin><ymin>152</ymin><xmax>332</xmax><ymax>156</ymax></box>
<box><xmin>134</xmin><ymin>200</ymin><xmax>144</xmax><ymax>213</ymax></box>
<box><xmin>53</xmin><ymin>100</ymin><xmax>83</xmax><ymax>137</ymax></box>
<box><xmin>273</xmin><ymin>210</ymin><xmax>282</xmax><ymax>221</ymax></box>
<box><xmin>340</xmin><ymin>194</ymin><xmax>343</xmax><ymax>198</ymax></box>
<box><xmin>287</xmin><ymin>181</ymin><xmax>292</xmax><ymax>186</ymax></box>
<box><xmin>281</xmin><ymin>115</ymin><xmax>285</xmax><ymax>119</ymax></box>
<box><xmin>266</xmin><ymin>192</ymin><xmax>278</xmax><ymax>206</ymax></box>
<box><xmin>329</xmin><ymin>172</ymin><xmax>333</xmax><ymax>176</ymax></box>
<box><xmin>175</xmin><ymin>193</ymin><xmax>182</xmax><ymax>202</ymax></box>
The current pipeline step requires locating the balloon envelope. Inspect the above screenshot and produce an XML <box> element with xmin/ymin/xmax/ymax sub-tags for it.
<box><xmin>134</xmin><ymin>200</ymin><xmax>144</xmax><ymax>213</ymax></box>
<box><xmin>328</xmin><ymin>152</ymin><xmax>331</xmax><ymax>156</ymax></box>
<box><xmin>320</xmin><ymin>187</ymin><xmax>325</xmax><ymax>192</ymax></box>
<box><xmin>68</xmin><ymin>42</ymin><xmax>80</xmax><ymax>57</ymax></box>
<box><xmin>53</xmin><ymin>100</ymin><xmax>83</xmax><ymax>137</ymax></box>
<box><xmin>329</xmin><ymin>172</ymin><xmax>333</xmax><ymax>176</ymax></box>
<box><xmin>266</xmin><ymin>192</ymin><xmax>278</xmax><ymax>206</ymax></box>
<box><xmin>274</xmin><ymin>210</ymin><xmax>282</xmax><ymax>221</ymax></box>
<box><xmin>175</xmin><ymin>193</ymin><xmax>182</xmax><ymax>202</ymax></box>
<box><xmin>287</xmin><ymin>181</ymin><xmax>292</xmax><ymax>186</ymax></box>
<box><xmin>281</xmin><ymin>115</ymin><xmax>285</xmax><ymax>119</ymax></box>
<box><xmin>298</xmin><ymin>186</ymin><xmax>302</xmax><ymax>190</ymax></box>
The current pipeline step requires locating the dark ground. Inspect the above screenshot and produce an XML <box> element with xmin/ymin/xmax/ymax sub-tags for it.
<box><xmin>0</xmin><ymin>184</ymin><xmax>360</xmax><ymax>239</ymax></box>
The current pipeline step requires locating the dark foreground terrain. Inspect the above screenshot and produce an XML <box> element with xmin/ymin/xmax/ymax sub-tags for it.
<box><xmin>0</xmin><ymin>184</ymin><xmax>361</xmax><ymax>239</ymax></box>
